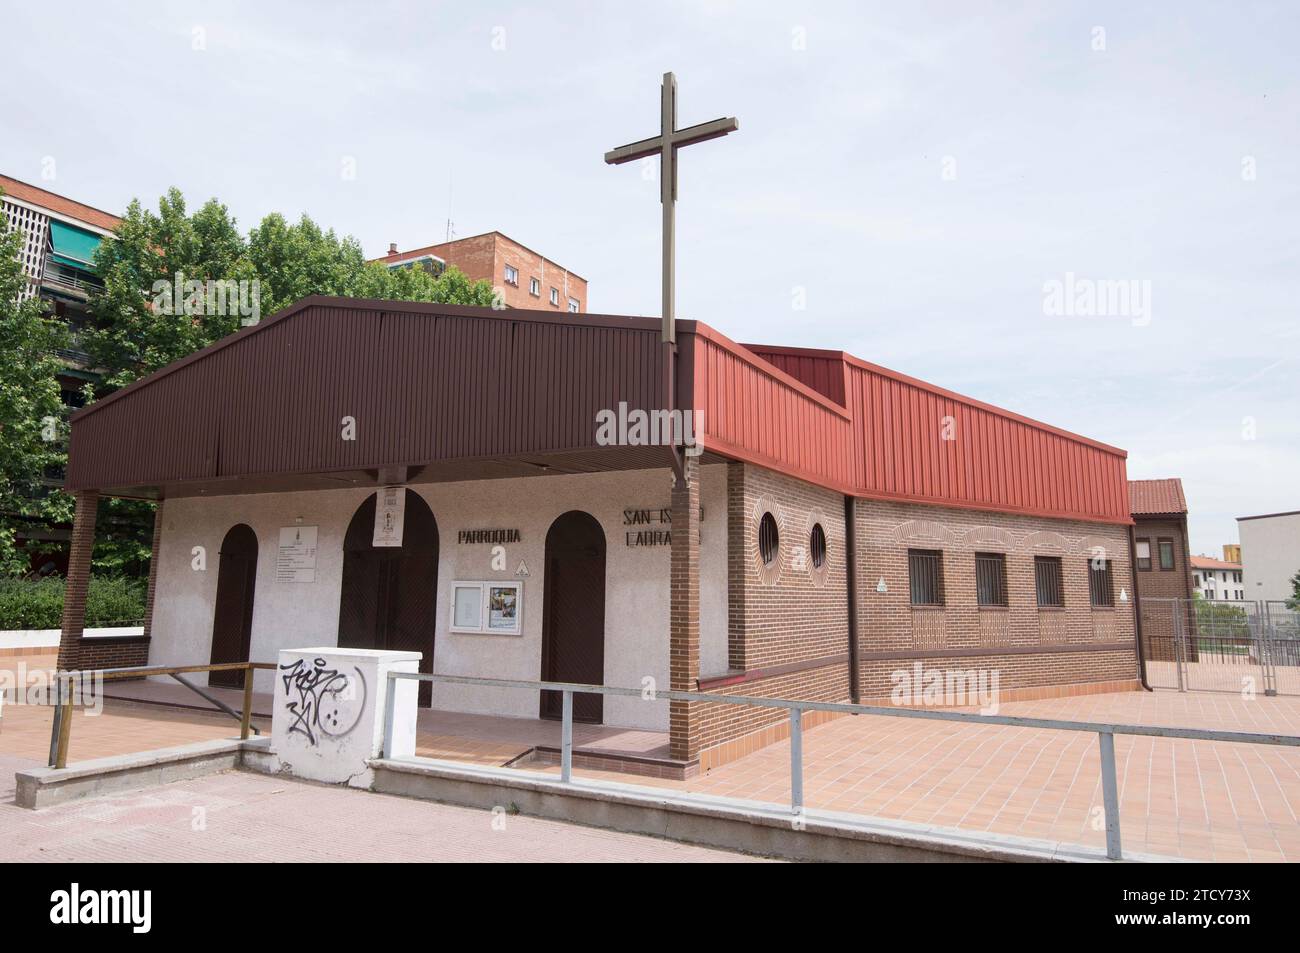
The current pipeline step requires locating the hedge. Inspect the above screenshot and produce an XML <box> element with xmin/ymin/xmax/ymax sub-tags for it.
<box><xmin>0</xmin><ymin>577</ymin><xmax>147</xmax><ymax>630</ymax></box>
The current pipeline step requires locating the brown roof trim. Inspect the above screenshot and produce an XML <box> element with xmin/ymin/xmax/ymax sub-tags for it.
<box><xmin>70</xmin><ymin>296</ymin><xmax>664</xmax><ymax>423</ymax></box>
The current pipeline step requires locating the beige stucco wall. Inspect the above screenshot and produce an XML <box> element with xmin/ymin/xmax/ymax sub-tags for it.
<box><xmin>1239</xmin><ymin>512</ymin><xmax>1300</xmax><ymax>604</ymax></box>
<box><xmin>149</xmin><ymin>465</ymin><xmax>728</xmax><ymax>731</ymax></box>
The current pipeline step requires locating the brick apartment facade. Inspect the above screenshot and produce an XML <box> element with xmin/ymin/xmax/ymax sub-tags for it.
<box><xmin>1128</xmin><ymin>478</ymin><xmax>1194</xmax><ymax>664</ymax></box>
<box><xmin>377</xmin><ymin>231</ymin><xmax>588</xmax><ymax>313</ymax></box>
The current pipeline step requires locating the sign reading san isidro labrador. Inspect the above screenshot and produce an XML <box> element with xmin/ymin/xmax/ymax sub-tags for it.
<box><xmin>623</xmin><ymin>507</ymin><xmax>704</xmax><ymax>547</ymax></box>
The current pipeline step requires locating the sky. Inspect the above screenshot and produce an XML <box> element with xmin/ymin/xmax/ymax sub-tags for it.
<box><xmin>3</xmin><ymin>1</ymin><xmax>1296</xmax><ymax>556</ymax></box>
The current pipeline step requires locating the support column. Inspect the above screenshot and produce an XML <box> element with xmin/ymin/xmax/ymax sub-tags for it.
<box><xmin>57</xmin><ymin>490</ymin><xmax>99</xmax><ymax>672</ymax></box>
<box><xmin>140</xmin><ymin>500</ymin><xmax>164</xmax><ymax>641</ymax></box>
<box><xmin>669</xmin><ymin>455</ymin><xmax>701</xmax><ymax>761</ymax></box>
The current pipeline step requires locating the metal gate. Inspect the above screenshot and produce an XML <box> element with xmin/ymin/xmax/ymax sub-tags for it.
<box><xmin>1140</xmin><ymin>598</ymin><xmax>1300</xmax><ymax>695</ymax></box>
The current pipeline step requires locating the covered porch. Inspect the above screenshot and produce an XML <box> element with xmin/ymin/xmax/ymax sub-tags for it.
<box><xmin>57</xmin><ymin>297</ymin><xmax>714</xmax><ymax>762</ymax></box>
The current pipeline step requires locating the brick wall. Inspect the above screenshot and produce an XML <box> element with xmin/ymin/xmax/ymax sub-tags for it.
<box><xmin>854</xmin><ymin>498</ymin><xmax>1137</xmax><ymax>697</ymax></box>
<box><xmin>399</xmin><ymin>233</ymin><xmax>589</xmax><ymax>312</ymax></box>
<box><xmin>700</xmin><ymin>462</ymin><xmax>851</xmax><ymax>753</ymax></box>
<box><xmin>693</xmin><ymin>464</ymin><xmax>1140</xmax><ymax>764</ymax></box>
<box><xmin>1131</xmin><ymin>514</ymin><xmax>1194</xmax><ymax>662</ymax></box>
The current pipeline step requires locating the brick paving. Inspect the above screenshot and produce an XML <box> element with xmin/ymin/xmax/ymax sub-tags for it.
<box><xmin>0</xmin><ymin>698</ymin><xmax>264</xmax><ymax>764</ymax></box>
<box><xmin>0</xmin><ymin>767</ymin><xmax>769</xmax><ymax>862</ymax></box>
<box><xmin>538</xmin><ymin>690</ymin><xmax>1300</xmax><ymax>862</ymax></box>
<box><xmin>3</xmin><ymin>680</ymin><xmax>1297</xmax><ymax>862</ymax></box>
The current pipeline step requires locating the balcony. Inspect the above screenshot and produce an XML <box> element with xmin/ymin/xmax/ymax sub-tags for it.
<box><xmin>40</xmin><ymin>256</ymin><xmax>103</xmax><ymax>300</ymax></box>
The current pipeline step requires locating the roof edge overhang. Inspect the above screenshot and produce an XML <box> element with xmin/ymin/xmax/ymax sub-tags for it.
<box><xmin>72</xmin><ymin>295</ymin><xmax>667</xmax><ymax>424</ymax></box>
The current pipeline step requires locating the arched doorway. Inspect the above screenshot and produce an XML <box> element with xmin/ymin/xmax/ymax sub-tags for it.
<box><xmin>338</xmin><ymin>490</ymin><xmax>439</xmax><ymax>705</ymax></box>
<box><xmin>540</xmin><ymin>510</ymin><xmax>606</xmax><ymax>723</ymax></box>
<box><xmin>209</xmin><ymin>524</ymin><xmax>258</xmax><ymax>689</ymax></box>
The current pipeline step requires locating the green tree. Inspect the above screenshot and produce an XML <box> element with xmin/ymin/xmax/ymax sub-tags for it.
<box><xmin>87</xmin><ymin>189</ymin><xmax>246</xmax><ymax>390</ymax></box>
<box><xmin>1287</xmin><ymin>570</ymin><xmax>1300</xmax><ymax>611</ymax></box>
<box><xmin>73</xmin><ymin>189</ymin><xmax>495</xmax><ymax>575</ymax></box>
<box><xmin>86</xmin><ymin>190</ymin><xmax>497</xmax><ymax>393</ymax></box>
<box><xmin>0</xmin><ymin>193</ymin><xmax>72</xmax><ymax>574</ymax></box>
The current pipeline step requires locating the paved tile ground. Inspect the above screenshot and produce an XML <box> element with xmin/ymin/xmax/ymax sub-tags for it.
<box><xmin>539</xmin><ymin>690</ymin><xmax>1300</xmax><ymax>862</ymax></box>
<box><xmin>4</xmin><ymin>677</ymin><xmax>1297</xmax><ymax>862</ymax></box>
<box><xmin>0</xmin><ymin>698</ymin><xmax>265</xmax><ymax>763</ymax></box>
<box><xmin>0</xmin><ymin>767</ymin><xmax>770</xmax><ymax>862</ymax></box>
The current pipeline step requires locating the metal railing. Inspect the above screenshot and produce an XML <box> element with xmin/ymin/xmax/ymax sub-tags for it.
<box><xmin>384</xmin><ymin>671</ymin><xmax>1300</xmax><ymax>862</ymax></box>
<box><xmin>46</xmin><ymin>661</ymin><xmax>274</xmax><ymax>769</ymax></box>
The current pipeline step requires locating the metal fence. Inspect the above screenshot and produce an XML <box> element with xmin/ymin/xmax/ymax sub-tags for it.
<box><xmin>1140</xmin><ymin>598</ymin><xmax>1300</xmax><ymax>695</ymax></box>
<box><xmin>383</xmin><ymin>670</ymin><xmax>1300</xmax><ymax>862</ymax></box>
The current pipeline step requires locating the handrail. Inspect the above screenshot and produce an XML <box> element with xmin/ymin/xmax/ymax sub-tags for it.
<box><xmin>384</xmin><ymin>670</ymin><xmax>1300</xmax><ymax>862</ymax></box>
<box><xmin>48</xmin><ymin>661</ymin><xmax>274</xmax><ymax>770</ymax></box>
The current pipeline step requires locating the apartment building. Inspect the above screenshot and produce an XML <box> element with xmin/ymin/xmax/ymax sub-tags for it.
<box><xmin>376</xmin><ymin>231</ymin><xmax>587</xmax><ymax>313</ymax></box>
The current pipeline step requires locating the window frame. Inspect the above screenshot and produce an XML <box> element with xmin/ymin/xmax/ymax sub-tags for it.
<box><xmin>974</xmin><ymin>552</ymin><xmax>1008</xmax><ymax>608</ymax></box>
<box><xmin>758</xmin><ymin>512</ymin><xmax>780</xmax><ymax>568</ymax></box>
<box><xmin>529</xmin><ymin>276</ymin><xmax>540</xmax><ymax>296</ymax></box>
<box><xmin>908</xmin><ymin>548</ymin><xmax>945</xmax><ymax>607</ymax></box>
<box><xmin>1157</xmin><ymin>538</ymin><xmax>1175</xmax><ymax>571</ymax></box>
<box><xmin>1135</xmin><ymin>538</ymin><xmax>1151</xmax><ymax>572</ymax></box>
<box><xmin>503</xmin><ymin>264</ymin><xmax>519</xmax><ymax>286</ymax></box>
<box><xmin>550</xmin><ymin>287</ymin><xmax>560</xmax><ymax>306</ymax></box>
<box><xmin>1088</xmin><ymin>558</ymin><xmax>1115</xmax><ymax>608</ymax></box>
<box><xmin>809</xmin><ymin>523</ymin><xmax>827</xmax><ymax>570</ymax></box>
<box><xmin>1034</xmin><ymin>555</ymin><xmax>1065</xmax><ymax>608</ymax></box>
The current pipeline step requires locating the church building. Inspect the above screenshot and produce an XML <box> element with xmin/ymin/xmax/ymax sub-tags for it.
<box><xmin>57</xmin><ymin>296</ymin><xmax>1139</xmax><ymax>772</ymax></box>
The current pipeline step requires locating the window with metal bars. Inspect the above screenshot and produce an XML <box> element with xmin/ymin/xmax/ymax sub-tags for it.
<box><xmin>975</xmin><ymin>552</ymin><xmax>1007</xmax><ymax>607</ymax></box>
<box><xmin>1034</xmin><ymin>556</ymin><xmax>1064</xmax><ymax>607</ymax></box>
<box><xmin>908</xmin><ymin>549</ymin><xmax>944</xmax><ymax>606</ymax></box>
<box><xmin>1089</xmin><ymin>559</ymin><xmax>1114</xmax><ymax>607</ymax></box>
<box><xmin>809</xmin><ymin>523</ymin><xmax>827</xmax><ymax>569</ymax></box>
<box><xmin>758</xmin><ymin>512</ymin><xmax>779</xmax><ymax>567</ymax></box>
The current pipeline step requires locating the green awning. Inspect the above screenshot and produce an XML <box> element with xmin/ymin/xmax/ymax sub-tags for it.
<box><xmin>48</xmin><ymin>220</ymin><xmax>102</xmax><ymax>270</ymax></box>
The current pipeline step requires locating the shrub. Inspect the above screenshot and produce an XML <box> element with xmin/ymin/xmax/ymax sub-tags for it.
<box><xmin>0</xmin><ymin>576</ymin><xmax>146</xmax><ymax>630</ymax></box>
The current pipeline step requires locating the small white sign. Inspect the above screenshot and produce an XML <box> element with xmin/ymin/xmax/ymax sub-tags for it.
<box><xmin>373</xmin><ymin>487</ymin><xmax>406</xmax><ymax>547</ymax></box>
<box><xmin>276</xmin><ymin>526</ymin><xmax>319</xmax><ymax>583</ymax></box>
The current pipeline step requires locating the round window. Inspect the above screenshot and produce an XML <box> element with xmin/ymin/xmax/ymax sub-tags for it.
<box><xmin>758</xmin><ymin>512</ymin><xmax>780</xmax><ymax>567</ymax></box>
<box><xmin>810</xmin><ymin>523</ymin><xmax>827</xmax><ymax>569</ymax></box>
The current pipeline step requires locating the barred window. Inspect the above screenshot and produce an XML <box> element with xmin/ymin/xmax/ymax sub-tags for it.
<box><xmin>758</xmin><ymin>512</ymin><xmax>780</xmax><ymax>567</ymax></box>
<box><xmin>1088</xmin><ymin>559</ymin><xmax>1114</xmax><ymax>607</ymax></box>
<box><xmin>809</xmin><ymin>523</ymin><xmax>827</xmax><ymax>569</ymax></box>
<box><xmin>908</xmin><ymin>549</ymin><xmax>944</xmax><ymax>606</ymax></box>
<box><xmin>975</xmin><ymin>552</ymin><xmax>1007</xmax><ymax>607</ymax></box>
<box><xmin>1034</xmin><ymin>556</ymin><xmax>1064</xmax><ymax>608</ymax></box>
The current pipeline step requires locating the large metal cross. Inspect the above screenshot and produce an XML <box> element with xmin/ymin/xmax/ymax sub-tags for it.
<box><xmin>605</xmin><ymin>72</ymin><xmax>738</xmax><ymax>344</ymax></box>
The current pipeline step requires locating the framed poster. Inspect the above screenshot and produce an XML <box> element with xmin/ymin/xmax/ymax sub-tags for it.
<box><xmin>486</xmin><ymin>584</ymin><xmax>520</xmax><ymax>632</ymax></box>
<box><xmin>449</xmin><ymin>580</ymin><xmax>523</xmax><ymax>635</ymax></box>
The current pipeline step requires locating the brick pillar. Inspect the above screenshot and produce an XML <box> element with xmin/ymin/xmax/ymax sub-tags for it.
<box><xmin>57</xmin><ymin>490</ymin><xmax>99</xmax><ymax>671</ymax></box>
<box><xmin>669</xmin><ymin>455</ymin><xmax>701</xmax><ymax>761</ymax></box>
<box><xmin>141</xmin><ymin>501</ymin><xmax>164</xmax><ymax>641</ymax></box>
